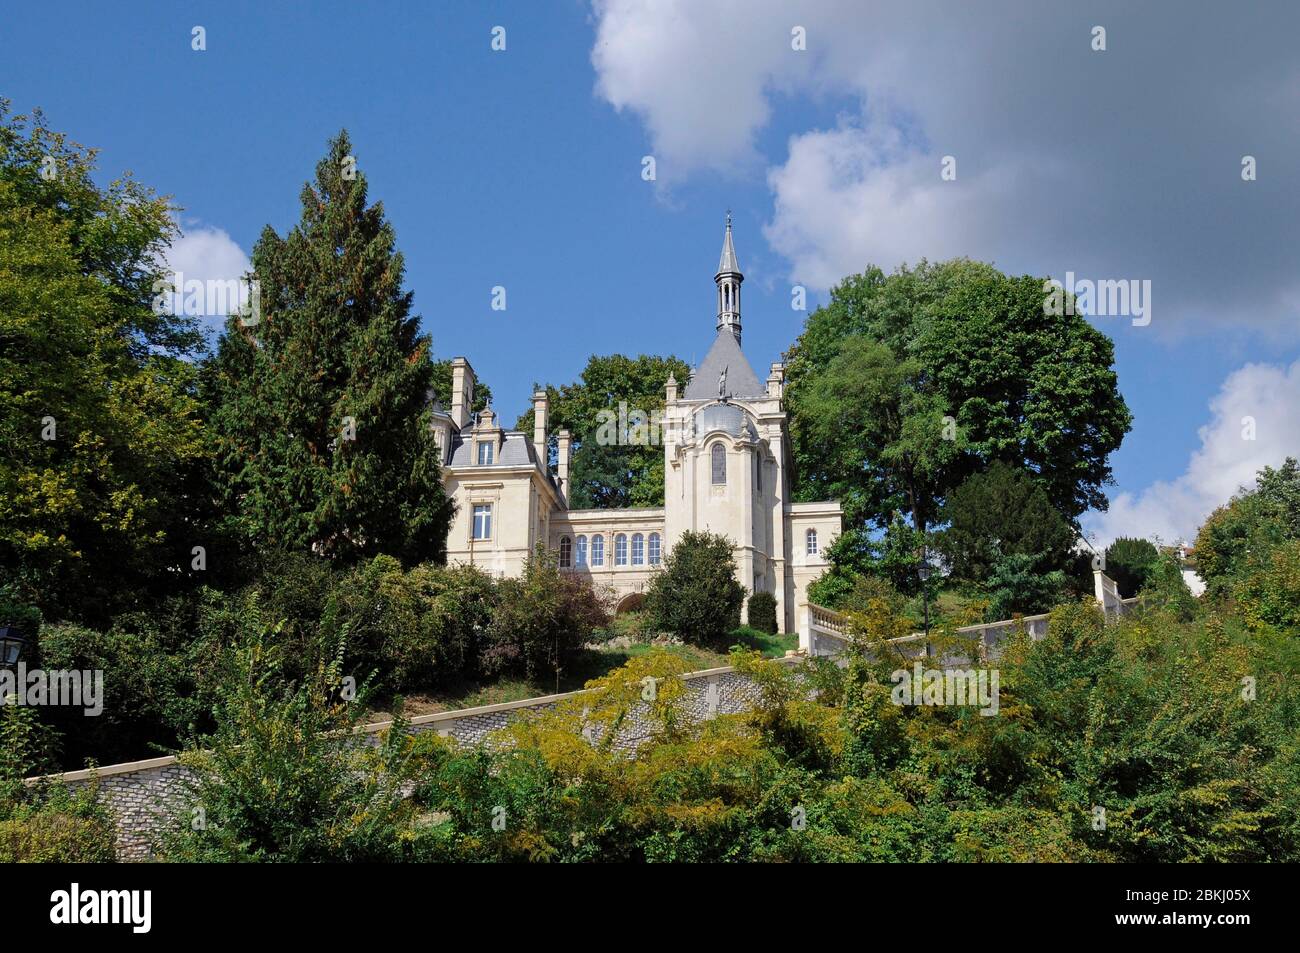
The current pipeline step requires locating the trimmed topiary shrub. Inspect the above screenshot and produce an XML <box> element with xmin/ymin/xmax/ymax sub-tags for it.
<box><xmin>644</xmin><ymin>531</ymin><xmax>745</xmax><ymax>646</ymax></box>
<box><xmin>747</xmin><ymin>591</ymin><xmax>778</xmax><ymax>634</ymax></box>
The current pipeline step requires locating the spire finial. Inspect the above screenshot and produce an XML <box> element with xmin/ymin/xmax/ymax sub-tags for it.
<box><xmin>715</xmin><ymin>215</ymin><xmax>743</xmax><ymax>342</ymax></box>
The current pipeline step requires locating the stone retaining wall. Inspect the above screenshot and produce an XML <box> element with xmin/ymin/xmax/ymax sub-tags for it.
<box><xmin>42</xmin><ymin>657</ymin><xmax>798</xmax><ymax>861</ymax></box>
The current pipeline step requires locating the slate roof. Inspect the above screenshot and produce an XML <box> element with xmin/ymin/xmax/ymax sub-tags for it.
<box><xmin>683</xmin><ymin>329</ymin><xmax>765</xmax><ymax>400</ymax></box>
<box><xmin>446</xmin><ymin>431</ymin><xmax>539</xmax><ymax>468</ymax></box>
<box><xmin>717</xmin><ymin>220</ymin><xmax>740</xmax><ymax>276</ymax></box>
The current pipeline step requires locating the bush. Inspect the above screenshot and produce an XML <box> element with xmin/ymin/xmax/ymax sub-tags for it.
<box><xmin>0</xmin><ymin>791</ymin><xmax>116</xmax><ymax>863</ymax></box>
<box><xmin>747</xmin><ymin>591</ymin><xmax>778</xmax><ymax>634</ymax></box>
<box><xmin>157</xmin><ymin>617</ymin><xmax>435</xmax><ymax>862</ymax></box>
<box><xmin>0</xmin><ymin>705</ymin><xmax>115</xmax><ymax>862</ymax></box>
<box><xmin>1232</xmin><ymin>538</ymin><xmax>1300</xmax><ymax>631</ymax></box>
<box><xmin>484</xmin><ymin>544</ymin><xmax>608</xmax><ymax>684</ymax></box>
<box><xmin>1104</xmin><ymin>537</ymin><xmax>1159</xmax><ymax>598</ymax></box>
<box><xmin>983</xmin><ymin>552</ymin><xmax>1065</xmax><ymax>621</ymax></box>
<box><xmin>323</xmin><ymin>556</ymin><xmax>497</xmax><ymax>694</ymax></box>
<box><xmin>644</xmin><ymin>531</ymin><xmax>745</xmax><ymax>646</ymax></box>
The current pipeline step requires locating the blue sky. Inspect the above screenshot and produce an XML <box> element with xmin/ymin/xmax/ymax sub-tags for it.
<box><xmin>4</xmin><ymin>1</ymin><xmax>1297</xmax><ymax>545</ymax></box>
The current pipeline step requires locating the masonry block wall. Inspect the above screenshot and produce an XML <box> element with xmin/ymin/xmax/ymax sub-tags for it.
<box><xmin>50</xmin><ymin>658</ymin><xmax>798</xmax><ymax>861</ymax></box>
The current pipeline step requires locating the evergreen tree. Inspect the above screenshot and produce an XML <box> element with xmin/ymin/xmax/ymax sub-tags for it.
<box><xmin>208</xmin><ymin>131</ymin><xmax>452</xmax><ymax>564</ymax></box>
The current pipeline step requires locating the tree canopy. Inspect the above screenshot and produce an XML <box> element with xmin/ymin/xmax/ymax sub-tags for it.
<box><xmin>0</xmin><ymin>103</ymin><xmax>208</xmax><ymax>623</ymax></box>
<box><xmin>785</xmin><ymin>259</ymin><xmax>1132</xmax><ymax>536</ymax></box>
<box><xmin>515</xmin><ymin>353</ymin><xmax>690</xmax><ymax>508</ymax></box>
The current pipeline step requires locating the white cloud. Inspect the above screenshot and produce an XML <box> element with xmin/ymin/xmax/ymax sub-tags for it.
<box><xmin>1085</xmin><ymin>359</ymin><xmax>1300</xmax><ymax>547</ymax></box>
<box><xmin>162</xmin><ymin>224</ymin><xmax>251</xmax><ymax>316</ymax></box>
<box><xmin>589</xmin><ymin>1</ymin><xmax>1300</xmax><ymax>334</ymax></box>
<box><xmin>159</xmin><ymin>224</ymin><xmax>252</xmax><ymax>342</ymax></box>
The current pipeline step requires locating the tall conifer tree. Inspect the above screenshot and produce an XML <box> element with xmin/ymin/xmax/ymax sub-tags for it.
<box><xmin>209</xmin><ymin>131</ymin><xmax>452</xmax><ymax>563</ymax></box>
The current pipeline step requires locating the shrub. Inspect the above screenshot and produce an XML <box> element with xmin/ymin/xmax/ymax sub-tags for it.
<box><xmin>1104</xmin><ymin>537</ymin><xmax>1159</xmax><ymax>598</ymax></box>
<box><xmin>0</xmin><ymin>790</ymin><xmax>116</xmax><ymax>863</ymax></box>
<box><xmin>644</xmin><ymin>531</ymin><xmax>745</xmax><ymax>645</ymax></box>
<box><xmin>983</xmin><ymin>552</ymin><xmax>1065</xmax><ymax>621</ymax></box>
<box><xmin>484</xmin><ymin>544</ymin><xmax>608</xmax><ymax>685</ymax></box>
<box><xmin>157</xmin><ymin>617</ymin><xmax>434</xmax><ymax>862</ymax></box>
<box><xmin>38</xmin><ymin>617</ymin><xmax>198</xmax><ymax>768</ymax></box>
<box><xmin>1136</xmin><ymin>553</ymin><xmax>1198</xmax><ymax>621</ymax></box>
<box><xmin>936</xmin><ymin>462</ymin><xmax>1075</xmax><ymax>584</ymax></box>
<box><xmin>322</xmin><ymin>556</ymin><xmax>498</xmax><ymax>694</ymax></box>
<box><xmin>747</xmin><ymin>591</ymin><xmax>778</xmax><ymax>634</ymax></box>
<box><xmin>1232</xmin><ymin>538</ymin><xmax>1300</xmax><ymax>631</ymax></box>
<box><xmin>0</xmin><ymin>705</ymin><xmax>115</xmax><ymax>862</ymax></box>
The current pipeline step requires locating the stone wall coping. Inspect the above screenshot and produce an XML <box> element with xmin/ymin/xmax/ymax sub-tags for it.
<box><xmin>31</xmin><ymin>651</ymin><xmax>806</xmax><ymax>786</ymax></box>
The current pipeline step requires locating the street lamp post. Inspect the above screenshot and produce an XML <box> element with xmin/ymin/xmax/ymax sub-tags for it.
<box><xmin>918</xmin><ymin>551</ymin><xmax>932</xmax><ymax>658</ymax></box>
<box><xmin>0</xmin><ymin>625</ymin><xmax>30</xmax><ymax>669</ymax></box>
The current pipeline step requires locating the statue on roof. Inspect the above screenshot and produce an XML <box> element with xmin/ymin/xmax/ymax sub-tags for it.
<box><xmin>718</xmin><ymin>365</ymin><xmax>728</xmax><ymax>401</ymax></box>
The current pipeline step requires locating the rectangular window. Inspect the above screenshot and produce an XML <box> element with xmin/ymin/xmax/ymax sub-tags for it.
<box><xmin>472</xmin><ymin>504</ymin><xmax>492</xmax><ymax>540</ymax></box>
<box><xmin>477</xmin><ymin>441</ymin><xmax>494</xmax><ymax>466</ymax></box>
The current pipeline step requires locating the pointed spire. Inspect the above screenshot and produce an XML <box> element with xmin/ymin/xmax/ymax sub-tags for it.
<box><xmin>714</xmin><ymin>212</ymin><xmax>743</xmax><ymax>343</ymax></box>
<box><xmin>716</xmin><ymin>210</ymin><xmax>741</xmax><ymax>277</ymax></box>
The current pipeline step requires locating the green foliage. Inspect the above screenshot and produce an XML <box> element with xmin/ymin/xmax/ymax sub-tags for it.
<box><xmin>746</xmin><ymin>591</ymin><xmax>778</xmax><ymax>634</ymax></box>
<box><xmin>0</xmin><ymin>704</ymin><xmax>114</xmax><ymax>862</ymax></box>
<box><xmin>400</xmin><ymin>598</ymin><xmax>1300</xmax><ymax>863</ymax></box>
<box><xmin>808</xmin><ymin>517</ymin><xmax>926</xmax><ymax>607</ymax></box>
<box><xmin>784</xmin><ymin>258</ymin><xmax>1130</xmax><ymax>541</ymax></box>
<box><xmin>644</xmin><ymin>531</ymin><xmax>746</xmax><ymax>645</ymax></box>
<box><xmin>984</xmin><ymin>552</ymin><xmax>1065</xmax><ymax>621</ymax></box>
<box><xmin>1104</xmin><ymin>537</ymin><xmax>1159</xmax><ymax>598</ymax></box>
<box><xmin>1231</xmin><ymin>538</ymin><xmax>1300</xmax><ymax>632</ymax></box>
<box><xmin>1196</xmin><ymin>458</ymin><xmax>1300</xmax><ymax>596</ymax></box>
<box><xmin>0</xmin><ymin>104</ymin><xmax>210</xmax><ymax>624</ymax></box>
<box><xmin>484</xmin><ymin>544</ymin><xmax>609</xmax><ymax>685</ymax></box>
<box><xmin>515</xmin><ymin>354</ymin><xmax>691</xmax><ymax>508</ymax></box>
<box><xmin>1137</xmin><ymin>553</ymin><xmax>1198</xmax><ymax>622</ymax></box>
<box><xmin>937</xmin><ymin>462</ymin><xmax>1075</xmax><ymax>583</ymax></box>
<box><xmin>158</xmin><ymin>616</ymin><xmax>436</xmax><ymax>862</ymax></box>
<box><xmin>207</xmin><ymin>130</ymin><xmax>452</xmax><ymax>565</ymax></box>
<box><xmin>323</xmin><ymin>555</ymin><xmax>497</xmax><ymax>694</ymax></box>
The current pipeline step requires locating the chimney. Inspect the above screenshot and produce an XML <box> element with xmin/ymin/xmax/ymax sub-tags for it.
<box><xmin>767</xmin><ymin>362</ymin><xmax>785</xmax><ymax>399</ymax></box>
<box><xmin>532</xmin><ymin>389</ymin><xmax>549</xmax><ymax>464</ymax></box>
<box><xmin>556</xmin><ymin>428</ymin><xmax>572</xmax><ymax>500</ymax></box>
<box><xmin>450</xmin><ymin>357</ymin><xmax>475</xmax><ymax>430</ymax></box>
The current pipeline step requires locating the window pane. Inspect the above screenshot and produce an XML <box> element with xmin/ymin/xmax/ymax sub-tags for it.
<box><xmin>806</xmin><ymin>529</ymin><xmax>817</xmax><ymax>555</ymax></box>
<box><xmin>711</xmin><ymin>443</ymin><xmax>726</xmax><ymax>484</ymax></box>
<box><xmin>576</xmin><ymin>535</ymin><xmax>587</xmax><ymax>567</ymax></box>
<box><xmin>591</xmin><ymin>535</ymin><xmax>604</xmax><ymax>566</ymax></box>
<box><xmin>477</xmin><ymin>442</ymin><xmax>493</xmax><ymax>465</ymax></box>
<box><xmin>631</xmin><ymin>533</ymin><xmax>644</xmax><ymax>565</ymax></box>
<box><xmin>648</xmin><ymin>533</ymin><xmax>661</xmax><ymax>565</ymax></box>
<box><xmin>615</xmin><ymin>534</ymin><xmax>627</xmax><ymax>565</ymax></box>
<box><xmin>559</xmin><ymin>536</ymin><xmax>571</xmax><ymax>567</ymax></box>
<box><xmin>473</xmin><ymin>504</ymin><xmax>492</xmax><ymax>540</ymax></box>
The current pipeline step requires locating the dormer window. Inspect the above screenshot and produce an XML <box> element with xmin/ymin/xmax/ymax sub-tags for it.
<box><xmin>477</xmin><ymin>441</ymin><xmax>494</xmax><ymax>466</ymax></box>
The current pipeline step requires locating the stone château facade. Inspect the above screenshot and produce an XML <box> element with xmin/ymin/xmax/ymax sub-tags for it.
<box><xmin>430</xmin><ymin>219</ymin><xmax>842</xmax><ymax>638</ymax></box>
